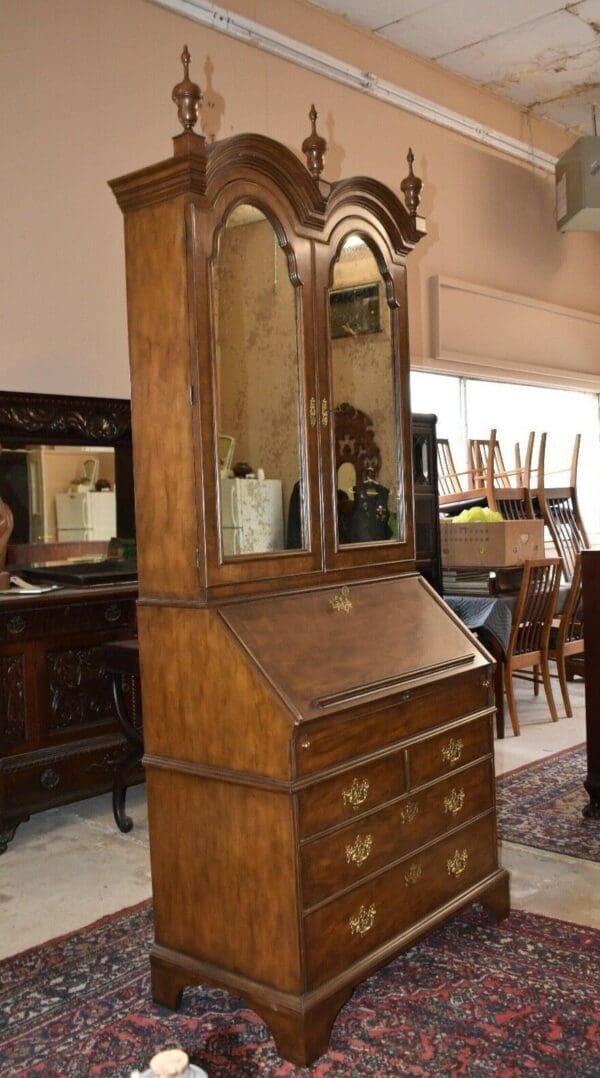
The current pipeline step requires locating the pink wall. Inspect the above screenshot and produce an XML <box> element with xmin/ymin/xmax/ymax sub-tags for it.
<box><xmin>2</xmin><ymin>0</ymin><xmax>599</xmax><ymax>396</ymax></box>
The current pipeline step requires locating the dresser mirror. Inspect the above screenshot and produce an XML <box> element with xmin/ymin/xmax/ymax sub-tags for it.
<box><xmin>212</xmin><ymin>202</ymin><xmax>306</xmax><ymax>556</ymax></box>
<box><xmin>329</xmin><ymin>234</ymin><xmax>402</xmax><ymax>546</ymax></box>
<box><xmin>0</xmin><ymin>391</ymin><xmax>134</xmax><ymax>562</ymax></box>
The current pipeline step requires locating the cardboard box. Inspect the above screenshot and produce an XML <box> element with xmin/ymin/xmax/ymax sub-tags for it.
<box><xmin>440</xmin><ymin>519</ymin><xmax>545</xmax><ymax>568</ymax></box>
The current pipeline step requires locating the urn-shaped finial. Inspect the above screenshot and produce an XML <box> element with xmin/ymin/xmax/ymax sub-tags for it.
<box><xmin>172</xmin><ymin>45</ymin><xmax>202</xmax><ymax>131</ymax></box>
<box><xmin>400</xmin><ymin>148</ymin><xmax>423</xmax><ymax>217</ymax></box>
<box><xmin>301</xmin><ymin>105</ymin><xmax>327</xmax><ymax>180</ymax></box>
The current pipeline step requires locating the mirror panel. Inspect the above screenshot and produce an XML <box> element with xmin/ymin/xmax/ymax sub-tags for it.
<box><xmin>0</xmin><ymin>445</ymin><xmax>116</xmax><ymax>544</ymax></box>
<box><xmin>330</xmin><ymin>234</ymin><xmax>403</xmax><ymax>545</ymax></box>
<box><xmin>213</xmin><ymin>204</ymin><xmax>306</xmax><ymax>556</ymax></box>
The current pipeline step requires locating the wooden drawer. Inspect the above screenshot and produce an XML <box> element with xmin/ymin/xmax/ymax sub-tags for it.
<box><xmin>0</xmin><ymin>598</ymin><xmax>136</xmax><ymax>643</ymax></box>
<box><xmin>301</xmin><ymin>759</ymin><xmax>493</xmax><ymax>908</ymax></box>
<box><xmin>304</xmin><ymin>812</ymin><xmax>497</xmax><ymax>988</ymax></box>
<box><xmin>408</xmin><ymin>715</ymin><xmax>492</xmax><ymax>788</ymax></box>
<box><xmin>0</xmin><ymin>734</ymin><xmax>131</xmax><ymax>818</ymax></box>
<box><xmin>294</xmin><ymin>667</ymin><xmax>492</xmax><ymax>777</ymax></box>
<box><xmin>297</xmin><ymin>750</ymin><xmax>406</xmax><ymax>839</ymax></box>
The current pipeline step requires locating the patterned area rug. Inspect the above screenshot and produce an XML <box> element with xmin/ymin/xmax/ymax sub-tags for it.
<box><xmin>1</xmin><ymin>901</ymin><xmax>599</xmax><ymax>1076</ymax></box>
<box><xmin>497</xmin><ymin>744</ymin><xmax>600</xmax><ymax>861</ymax></box>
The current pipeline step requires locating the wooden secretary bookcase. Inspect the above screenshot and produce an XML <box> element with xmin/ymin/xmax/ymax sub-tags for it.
<box><xmin>110</xmin><ymin>49</ymin><xmax>509</xmax><ymax>1066</ymax></box>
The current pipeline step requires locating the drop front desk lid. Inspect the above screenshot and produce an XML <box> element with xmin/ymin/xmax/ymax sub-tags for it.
<box><xmin>219</xmin><ymin>575</ymin><xmax>488</xmax><ymax>721</ymax></box>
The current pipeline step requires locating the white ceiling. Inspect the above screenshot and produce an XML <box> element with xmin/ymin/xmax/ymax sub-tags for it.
<box><xmin>313</xmin><ymin>0</ymin><xmax>600</xmax><ymax>135</ymax></box>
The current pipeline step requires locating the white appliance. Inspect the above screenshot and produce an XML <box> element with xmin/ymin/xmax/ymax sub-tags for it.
<box><xmin>220</xmin><ymin>477</ymin><xmax>283</xmax><ymax>555</ymax></box>
<box><xmin>55</xmin><ymin>491</ymin><xmax>117</xmax><ymax>542</ymax></box>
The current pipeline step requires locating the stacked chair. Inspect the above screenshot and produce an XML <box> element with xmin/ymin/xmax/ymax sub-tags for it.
<box><xmin>438</xmin><ymin>428</ymin><xmax>589</xmax><ymax>734</ymax></box>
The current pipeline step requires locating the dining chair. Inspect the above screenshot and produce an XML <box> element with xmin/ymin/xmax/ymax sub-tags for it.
<box><xmin>534</xmin><ymin>433</ymin><xmax>588</xmax><ymax>581</ymax></box>
<box><xmin>503</xmin><ymin>558</ymin><xmax>561</xmax><ymax>736</ymax></box>
<box><xmin>548</xmin><ymin>555</ymin><xmax>584</xmax><ymax>718</ymax></box>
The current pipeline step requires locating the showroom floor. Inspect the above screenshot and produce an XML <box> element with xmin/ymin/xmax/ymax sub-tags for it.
<box><xmin>1</xmin><ymin>680</ymin><xmax>597</xmax><ymax>961</ymax></box>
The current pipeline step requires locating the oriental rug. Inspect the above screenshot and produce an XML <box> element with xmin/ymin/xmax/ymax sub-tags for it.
<box><xmin>1</xmin><ymin>900</ymin><xmax>599</xmax><ymax>1077</ymax></box>
<box><xmin>496</xmin><ymin>744</ymin><xmax>600</xmax><ymax>862</ymax></box>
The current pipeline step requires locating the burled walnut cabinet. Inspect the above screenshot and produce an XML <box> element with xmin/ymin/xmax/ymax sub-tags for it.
<box><xmin>110</xmin><ymin>54</ymin><xmax>509</xmax><ymax>1066</ymax></box>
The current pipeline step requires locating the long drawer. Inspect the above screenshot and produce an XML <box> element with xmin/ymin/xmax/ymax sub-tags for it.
<box><xmin>301</xmin><ymin>758</ymin><xmax>493</xmax><ymax>908</ymax></box>
<box><xmin>0</xmin><ymin>598</ymin><xmax>136</xmax><ymax>643</ymax></box>
<box><xmin>293</xmin><ymin>667</ymin><xmax>492</xmax><ymax>777</ymax></box>
<box><xmin>304</xmin><ymin>812</ymin><xmax>498</xmax><ymax>988</ymax></box>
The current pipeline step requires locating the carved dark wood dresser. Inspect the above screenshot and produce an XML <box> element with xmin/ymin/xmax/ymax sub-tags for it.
<box><xmin>0</xmin><ymin>391</ymin><xmax>137</xmax><ymax>852</ymax></box>
<box><xmin>110</xmin><ymin>50</ymin><xmax>509</xmax><ymax>1066</ymax></box>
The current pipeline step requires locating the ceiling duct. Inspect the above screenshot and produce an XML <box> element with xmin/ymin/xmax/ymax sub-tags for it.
<box><xmin>556</xmin><ymin>136</ymin><xmax>600</xmax><ymax>232</ymax></box>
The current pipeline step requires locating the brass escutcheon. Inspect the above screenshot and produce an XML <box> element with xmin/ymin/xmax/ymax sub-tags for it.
<box><xmin>349</xmin><ymin>903</ymin><xmax>376</xmax><ymax>936</ymax></box>
<box><xmin>342</xmin><ymin>777</ymin><xmax>370</xmax><ymax>810</ymax></box>
<box><xmin>300</xmin><ymin>735</ymin><xmax>311</xmax><ymax>751</ymax></box>
<box><xmin>309</xmin><ymin>397</ymin><xmax>317</xmax><ymax>428</ymax></box>
<box><xmin>443</xmin><ymin>788</ymin><xmax>466</xmax><ymax>816</ymax></box>
<box><xmin>345</xmin><ymin>833</ymin><xmax>373</xmax><ymax>866</ymax></box>
<box><xmin>404</xmin><ymin>862</ymin><xmax>422</xmax><ymax>886</ymax></box>
<box><xmin>447</xmin><ymin>848</ymin><xmax>469</xmax><ymax>878</ymax></box>
<box><xmin>399</xmin><ymin>800</ymin><xmax>419</xmax><ymax>825</ymax></box>
<box><xmin>441</xmin><ymin>737</ymin><xmax>464</xmax><ymax>765</ymax></box>
<box><xmin>329</xmin><ymin>585</ymin><xmax>352</xmax><ymax>613</ymax></box>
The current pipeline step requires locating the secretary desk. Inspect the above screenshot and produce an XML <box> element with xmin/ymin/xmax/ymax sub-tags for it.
<box><xmin>110</xmin><ymin>49</ymin><xmax>509</xmax><ymax>1065</ymax></box>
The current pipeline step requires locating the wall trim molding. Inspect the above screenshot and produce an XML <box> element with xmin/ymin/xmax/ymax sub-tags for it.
<box><xmin>412</xmin><ymin>353</ymin><xmax>600</xmax><ymax>395</ymax></box>
<box><xmin>151</xmin><ymin>0</ymin><xmax>557</xmax><ymax>174</ymax></box>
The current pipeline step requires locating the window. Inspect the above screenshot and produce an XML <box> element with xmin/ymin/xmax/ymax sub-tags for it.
<box><xmin>411</xmin><ymin>371</ymin><xmax>600</xmax><ymax>539</ymax></box>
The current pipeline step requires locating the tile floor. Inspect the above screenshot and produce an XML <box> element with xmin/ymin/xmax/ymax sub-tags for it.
<box><xmin>0</xmin><ymin>680</ymin><xmax>597</xmax><ymax>962</ymax></box>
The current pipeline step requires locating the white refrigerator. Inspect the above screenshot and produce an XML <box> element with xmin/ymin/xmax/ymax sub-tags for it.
<box><xmin>55</xmin><ymin>491</ymin><xmax>117</xmax><ymax>542</ymax></box>
<box><xmin>220</xmin><ymin>477</ymin><xmax>284</xmax><ymax>555</ymax></box>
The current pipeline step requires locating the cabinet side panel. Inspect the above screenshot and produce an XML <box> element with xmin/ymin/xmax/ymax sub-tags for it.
<box><xmin>123</xmin><ymin>202</ymin><xmax>201</xmax><ymax>600</ymax></box>
<box><xmin>138</xmin><ymin>605</ymin><xmax>292</xmax><ymax>779</ymax></box>
<box><xmin>147</xmin><ymin>769</ymin><xmax>302</xmax><ymax>992</ymax></box>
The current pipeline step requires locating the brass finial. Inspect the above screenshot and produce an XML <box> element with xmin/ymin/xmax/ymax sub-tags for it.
<box><xmin>400</xmin><ymin>148</ymin><xmax>423</xmax><ymax>217</ymax></box>
<box><xmin>172</xmin><ymin>45</ymin><xmax>202</xmax><ymax>131</ymax></box>
<box><xmin>302</xmin><ymin>104</ymin><xmax>327</xmax><ymax>180</ymax></box>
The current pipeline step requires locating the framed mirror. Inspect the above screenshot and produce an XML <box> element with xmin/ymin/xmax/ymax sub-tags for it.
<box><xmin>329</xmin><ymin>234</ymin><xmax>403</xmax><ymax>547</ymax></box>
<box><xmin>0</xmin><ymin>391</ymin><xmax>134</xmax><ymax>566</ymax></box>
<box><xmin>211</xmin><ymin>203</ymin><xmax>307</xmax><ymax>557</ymax></box>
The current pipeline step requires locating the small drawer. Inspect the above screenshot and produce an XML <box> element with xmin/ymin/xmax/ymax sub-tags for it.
<box><xmin>304</xmin><ymin>812</ymin><xmax>497</xmax><ymax>988</ymax></box>
<box><xmin>297</xmin><ymin>750</ymin><xmax>406</xmax><ymax>839</ymax></box>
<box><xmin>294</xmin><ymin>667</ymin><xmax>492</xmax><ymax>777</ymax></box>
<box><xmin>408</xmin><ymin>716</ymin><xmax>492</xmax><ymax>789</ymax></box>
<box><xmin>300</xmin><ymin>758</ymin><xmax>493</xmax><ymax>908</ymax></box>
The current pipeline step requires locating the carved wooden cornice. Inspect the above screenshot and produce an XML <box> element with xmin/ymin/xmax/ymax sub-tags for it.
<box><xmin>0</xmin><ymin>391</ymin><xmax>131</xmax><ymax>446</ymax></box>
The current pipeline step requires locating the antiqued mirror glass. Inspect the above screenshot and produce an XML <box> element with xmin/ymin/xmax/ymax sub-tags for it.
<box><xmin>212</xmin><ymin>204</ymin><xmax>306</xmax><ymax>556</ymax></box>
<box><xmin>330</xmin><ymin>234</ymin><xmax>403</xmax><ymax>545</ymax></box>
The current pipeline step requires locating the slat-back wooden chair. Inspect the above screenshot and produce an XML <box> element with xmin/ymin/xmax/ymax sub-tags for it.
<box><xmin>548</xmin><ymin>554</ymin><xmax>584</xmax><ymax>718</ymax></box>
<box><xmin>437</xmin><ymin>438</ymin><xmax>486</xmax><ymax>510</ymax></box>
<box><xmin>535</xmin><ymin>433</ymin><xmax>588</xmax><ymax>581</ymax></box>
<box><xmin>503</xmin><ymin>558</ymin><xmax>561</xmax><ymax>736</ymax></box>
<box><xmin>485</xmin><ymin>430</ymin><xmax>535</xmax><ymax>520</ymax></box>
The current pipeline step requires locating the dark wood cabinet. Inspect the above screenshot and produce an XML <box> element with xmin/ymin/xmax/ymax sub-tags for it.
<box><xmin>412</xmin><ymin>412</ymin><xmax>442</xmax><ymax>593</ymax></box>
<box><xmin>0</xmin><ymin>585</ymin><xmax>137</xmax><ymax>851</ymax></box>
<box><xmin>110</xmin><ymin>53</ymin><xmax>508</xmax><ymax>1066</ymax></box>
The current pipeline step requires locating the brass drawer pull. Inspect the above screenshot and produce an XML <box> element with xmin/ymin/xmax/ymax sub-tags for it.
<box><xmin>103</xmin><ymin>605</ymin><xmax>122</xmax><ymax>624</ymax></box>
<box><xmin>329</xmin><ymin>586</ymin><xmax>352</xmax><ymax>613</ymax></box>
<box><xmin>6</xmin><ymin>614</ymin><xmax>26</xmax><ymax>635</ymax></box>
<box><xmin>342</xmin><ymin>777</ymin><xmax>370</xmax><ymax>810</ymax></box>
<box><xmin>399</xmin><ymin>800</ymin><xmax>419</xmax><ymax>825</ymax></box>
<box><xmin>345</xmin><ymin>833</ymin><xmax>373</xmax><ymax>866</ymax></box>
<box><xmin>481</xmin><ymin>674</ymin><xmax>491</xmax><ymax>688</ymax></box>
<box><xmin>349</xmin><ymin>903</ymin><xmax>376</xmax><ymax>936</ymax></box>
<box><xmin>404</xmin><ymin>862</ymin><xmax>422</xmax><ymax>886</ymax></box>
<box><xmin>441</xmin><ymin>737</ymin><xmax>464</xmax><ymax>766</ymax></box>
<box><xmin>447</xmin><ymin>848</ymin><xmax>469</xmax><ymax>878</ymax></box>
<box><xmin>443</xmin><ymin>788</ymin><xmax>466</xmax><ymax>816</ymax></box>
<box><xmin>300</xmin><ymin>735</ymin><xmax>311</xmax><ymax>751</ymax></box>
